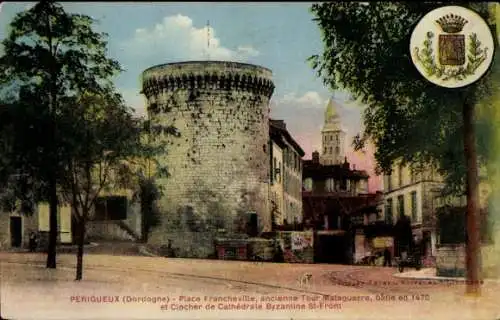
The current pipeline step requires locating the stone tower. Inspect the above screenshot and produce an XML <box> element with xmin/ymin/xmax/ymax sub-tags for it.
<box><xmin>320</xmin><ymin>98</ymin><xmax>346</xmax><ymax>165</ymax></box>
<box><xmin>141</xmin><ymin>61</ymin><xmax>275</xmax><ymax>257</ymax></box>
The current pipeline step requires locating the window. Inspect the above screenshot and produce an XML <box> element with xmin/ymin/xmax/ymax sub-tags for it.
<box><xmin>249</xmin><ymin>213</ymin><xmax>258</xmax><ymax>237</ymax></box>
<box><xmin>335</xmin><ymin>146</ymin><xmax>339</xmax><ymax>154</ymax></box>
<box><xmin>385</xmin><ymin>198</ymin><xmax>393</xmax><ymax>224</ymax></box>
<box><xmin>397</xmin><ymin>195</ymin><xmax>405</xmax><ymax>218</ymax></box>
<box><xmin>398</xmin><ymin>163</ymin><xmax>404</xmax><ymax>187</ymax></box>
<box><xmin>340</xmin><ymin>179</ymin><xmax>347</xmax><ymax>191</ymax></box>
<box><xmin>410</xmin><ymin>167</ymin><xmax>416</xmax><ymax>184</ymax></box>
<box><xmin>386</xmin><ymin>174</ymin><xmax>392</xmax><ymax>191</ymax></box>
<box><xmin>329</xmin><ymin>135</ymin><xmax>332</xmax><ymax>141</ymax></box>
<box><xmin>336</xmin><ymin>135</ymin><xmax>339</xmax><ymax>143</ymax></box>
<box><xmin>94</xmin><ymin>196</ymin><xmax>128</xmax><ymax>221</ymax></box>
<box><xmin>326</xmin><ymin>178</ymin><xmax>335</xmax><ymax>192</ymax></box>
<box><xmin>329</xmin><ymin>147</ymin><xmax>332</xmax><ymax>154</ymax></box>
<box><xmin>324</xmin><ymin>147</ymin><xmax>327</xmax><ymax>154</ymax></box>
<box><xmin>277</xmin><ymin>161</ymin><xmax>282</xmax><ymax>182</ymax></box>
<box><xmin>411</xmin><ymin>191</ymin><xmax>418</xmax><ymax>222</ymax></box>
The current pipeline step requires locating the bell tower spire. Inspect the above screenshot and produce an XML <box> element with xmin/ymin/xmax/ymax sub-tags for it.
<box><xmin>320</xmin><ymin>98</ymin><xmax>346</xmax><ymax>165</ymax></box>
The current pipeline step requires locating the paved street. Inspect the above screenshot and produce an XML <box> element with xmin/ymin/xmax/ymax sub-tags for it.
<box><xmin>1</xmin><ymin>252</ymin><xmax>499</xmax><ymax>320</ymax></box>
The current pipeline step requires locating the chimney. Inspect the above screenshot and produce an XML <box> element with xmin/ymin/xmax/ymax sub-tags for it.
<box><xmin>312</xmin><ymin>151</ymin><xmax>320</xmax><ymax>164</ymax></box>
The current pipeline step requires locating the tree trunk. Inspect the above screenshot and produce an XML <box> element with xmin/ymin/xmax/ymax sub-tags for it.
<box><xmin>46</xmin><ymin>177</ymin><xmax>58</xmax><ymax>269</ymax></box>
<box><xmin>75</xmin><ymin>217</ymin><xmax>86</xmax><ymax>281</ymax></box>
<box><xmin>463</xmin><ymin>99</ymin><xmax>481</xmax><ymax>295</ymax></box>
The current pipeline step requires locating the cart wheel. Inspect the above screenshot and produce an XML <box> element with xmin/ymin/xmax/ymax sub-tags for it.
<box><xmin>398</xmin><ymin>264</ymin><xmax>404</xmax><ymax>273</ymax></box>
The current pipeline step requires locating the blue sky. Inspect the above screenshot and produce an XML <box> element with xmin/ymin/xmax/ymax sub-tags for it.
<box><xmin>0</xmin><ymin>2</ymin><xmax>381</xmax><ymax>190</ymax></box>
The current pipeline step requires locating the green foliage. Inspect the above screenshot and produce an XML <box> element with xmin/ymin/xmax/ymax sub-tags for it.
<box><xmin>437</xmin><ymin>205</ymin><xmax>493</xmax><ymax>244</ymax></box>
<box><xmin>437</xmin><ymin>206</ymin><xmax>466</xmax><ymax>244</ymax></box>
<box><xmin>309</xmin><ymin>2</ymin><xmax>497</xmax><ymax>196</ymax></box>
<box><xmin>0</xmin><ymin>2</ymin><xmax>175</xmax><ymax>214</ymax></box>
<box><xmin>56</xmin><ymin>91</ymin><xmax>148</xmax><ymax>220</ymax></box>
<box><xmin>0</xmin><ymin>1</ymin><xmax>124</xmax><ymax>209</ymax></box>
<box><xmin>136</xmin><ymin>176</ymin><xmax>162</xmax><ymax>241</ymax></box>
<box><xmin>0</xmin><ymin>2</ymin><xmax>121</xmax><ymax>95</ymax></box>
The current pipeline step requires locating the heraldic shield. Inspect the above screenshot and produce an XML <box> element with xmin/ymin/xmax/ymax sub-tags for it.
<box><xmin>439</xmin><ymin>34</ymin><xmax>465</xmax><ymax>65</ymax></box>
<box><xmin>436</xmin><ymin>14</ymin><xmax>468</xmax><ymax>66</ymax></box>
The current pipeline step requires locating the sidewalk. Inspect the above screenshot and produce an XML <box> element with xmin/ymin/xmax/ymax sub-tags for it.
<box><xmin>394</xmin><ymin>268</ymin><xmax>500</xmax><ymax>284</ymax></box>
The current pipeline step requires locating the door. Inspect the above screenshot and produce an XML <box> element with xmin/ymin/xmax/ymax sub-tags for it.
<box><xmin>10</xmin><ymin>216</ymin><xmax>22</xmax><ymax>247</ymax></box>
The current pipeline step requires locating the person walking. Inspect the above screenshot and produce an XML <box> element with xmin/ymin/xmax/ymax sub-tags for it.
<box><xmin>383</xmin><ymin>248</ymin><xmax>392</xmax><ymax>267</ymax></box>
<box><xmin>28</xmin><ymin>231</ymin><xmax>38</xmax><ymax>252</ymax></box>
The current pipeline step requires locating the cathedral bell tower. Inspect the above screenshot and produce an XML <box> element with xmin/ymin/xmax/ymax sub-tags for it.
<box><xmin>320</xmin><ymin>98</ymin><xmax>346</xmax><ymax>165</ymax></box>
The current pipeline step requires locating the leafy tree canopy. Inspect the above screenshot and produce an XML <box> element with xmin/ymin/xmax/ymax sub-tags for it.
<box><xmin>309</xmin><ymin>2</ymin><xmax>499</xmax><ymax>196</ymax></box>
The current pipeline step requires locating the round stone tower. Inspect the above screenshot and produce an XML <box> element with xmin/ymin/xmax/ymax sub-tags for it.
<box><xmin>141</xmin><ymin>61</ymin><xmax>275</xmax><ymax>257</ymax></box>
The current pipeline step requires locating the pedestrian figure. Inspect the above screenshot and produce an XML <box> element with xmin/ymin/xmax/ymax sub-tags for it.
<box><xmin>273</xmin><ymin>239</ymin><xmax>284</xmax><ymax>263</ymax></box>
<box><xmin>383</xmin><ymin>248</ymin><xmax>392</xmax><ymax>267</ymax></box>
<box><xmin>28</xmin><ymin>231</ymin><xmax>38</xmax><ymax>252</ymax></box>
<box><xmin>167</xmin><ymin>239</ymin><xmax>176</xmax><ymax>257</ymax></box>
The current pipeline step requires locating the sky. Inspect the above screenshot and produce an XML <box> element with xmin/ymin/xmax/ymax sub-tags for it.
<box><xmin>0</xmin><ymin>2</ymin><xmax>382</xmax><ymax>191</ymax></box>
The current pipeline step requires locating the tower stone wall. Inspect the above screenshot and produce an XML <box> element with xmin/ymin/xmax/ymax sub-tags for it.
<box><xmin>141</xmin><ymin>61</ymin><xmax>275</xmax><ymax>257</ymax></box>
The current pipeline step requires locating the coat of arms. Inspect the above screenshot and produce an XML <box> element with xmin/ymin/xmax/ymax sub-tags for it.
<box><xmin>410</xmin><ymin>6</ymin><xmax>495</xmax><ymax>87</ymax></box>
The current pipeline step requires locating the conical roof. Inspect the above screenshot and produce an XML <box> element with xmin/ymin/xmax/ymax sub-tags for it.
<box><xmin>322</xmin><ymin>98</ymin><xmax>345</xmax><ymax>132</ymax></box>
<box><xmin>324</xmin><ymin>98</ymin><xmax>338</xmax><ymax>121</ymax></box>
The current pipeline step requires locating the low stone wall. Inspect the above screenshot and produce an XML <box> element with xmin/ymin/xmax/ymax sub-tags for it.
<box><xmin>436</xmin><ymin>244</ymin><xmax>466</xmax><ymax>277</ymax></box>
<box><xmin>86</xmin><ymin>221</ymin><xmax>136</xmax><ymax>242</ymax></box>
<box><xmin>160</xmin><ymin>231</ymin><xmax>218</xmax><ymax>258</ymax></box>
<box><xmin>247</xmin><ymin>238</ymin><xmax>275</xmax><ymax>261</ymax></box>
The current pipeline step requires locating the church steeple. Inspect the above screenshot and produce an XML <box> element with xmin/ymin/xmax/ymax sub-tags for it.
<box><xmin>324</xmin><ymin>98</ymin><xmax>339</xmax><ymax>124</ymax></box>
<box><xmin>320</xmin><ymin>98</ymin><xmax>346</xmax><ymax>165</ymax></box>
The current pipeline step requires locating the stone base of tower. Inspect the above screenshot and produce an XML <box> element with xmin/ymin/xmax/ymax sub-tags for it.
<box><xmin>146</xmin><ymin>181</ymin><xmax>271</xmax><ymax>259</ymax></box>
<box><xmin>148</xmin><ymin>229</ymin><xmax>218</xmax><ymax>258</ymax></box>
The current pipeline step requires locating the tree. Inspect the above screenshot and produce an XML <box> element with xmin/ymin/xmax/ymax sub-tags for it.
<box><xmin>136</xmin><ymin>176</ymin><xmax>162</xmax><ymax>243</ymax></box>
<box><xmin>0</xmin><ymin>93</ymin><xmax>43</xmax><ymax>216</ymax></box>
<box><xmin>0</xmin><ymin>1</ymin><xmax>122</xmax><ymax>268</ymax></box>
<box><xmin>309</xmin><ymin>2</ymin><xmax>498</xmax><ymax>197</ymax></box>
<box><xmin>56</xmin><ymin>91</ymin><xmax>150</xmax><ymax>280</ymax></box>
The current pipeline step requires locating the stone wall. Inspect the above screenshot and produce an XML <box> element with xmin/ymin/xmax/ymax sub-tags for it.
<box><xmin>0</xmin><ymin>211</ymin><xmax>38</xmax><ymax>250</ymax></box>
<box><xmin>142</xmin><ymin>61</ymin><xmax>275</xmax><ymax>257</ymax></box>
<box><xmin>247</xmin><ymin>238</ymin><xmax>276</xmax><ymax>261</ymax></box>
<box><xmin>86</xmin><ymin>202</ymin><xmax>142</xmax><ymax>241</ymax></box>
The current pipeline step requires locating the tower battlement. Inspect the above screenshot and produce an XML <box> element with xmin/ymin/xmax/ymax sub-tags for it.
<box><xmin>142</xmin><ymin>61</ymin><xmax>275</xmax><ymax>99</ymax></box>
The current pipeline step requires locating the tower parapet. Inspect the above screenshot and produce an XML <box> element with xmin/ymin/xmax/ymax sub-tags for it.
<box><xmin>141</xmin><ymin>61</ymin><xmax>275</xmax><ymax>258</ymax></box>
<box><xmin>142</xmin><ymin>61</ymin><xmax>274</xmax><ymax>99</ymax></box>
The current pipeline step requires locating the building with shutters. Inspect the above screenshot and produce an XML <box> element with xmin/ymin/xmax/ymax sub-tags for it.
<box><xmin>269</xmin><ymin>119</ymin><xmax>305</xmax><ymax>229</ymax></box>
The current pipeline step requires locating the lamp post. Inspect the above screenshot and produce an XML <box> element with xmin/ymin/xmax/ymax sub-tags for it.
<box><xmin>410</xmin><ymin>5</ymin><xmax>495</xmax><ymax>295</ymax></box>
